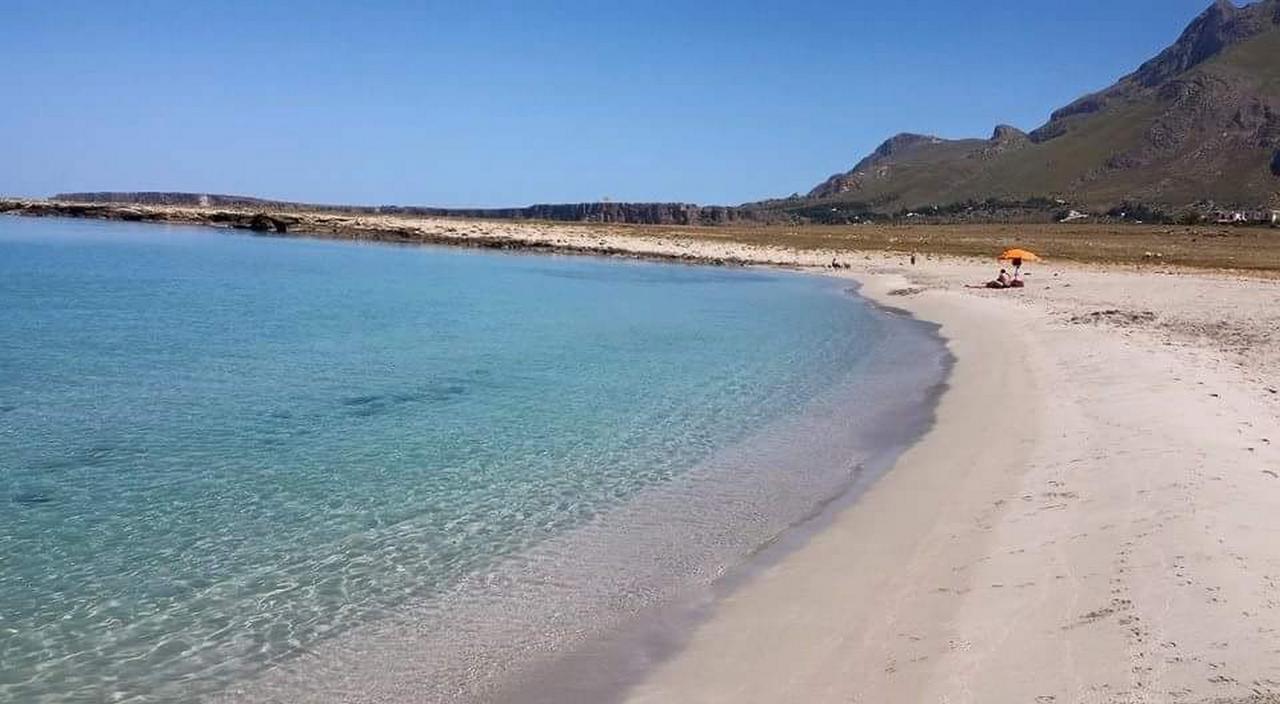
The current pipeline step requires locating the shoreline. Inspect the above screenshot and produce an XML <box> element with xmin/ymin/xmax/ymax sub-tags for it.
<box><xmin>618</xmin><ymin>270</ymin><xmax>1050</xmax><ymax>702</ymax></box>
<box><xmin>0</xmin><ymin>199</ymin><xmax>765</xmax><ymax>268</ymax></box>
<box><xmin>6</xmin><ymin>199</ymin><xmax>1280</xmax><ymax>274</ymax></box>
<box><xmin>216</xmin><ymin>272</ymin><xmax>953</xmax><ymax>703</ymax></box>
<box><xmin>482</xmin><ymin>281</ymin><xmax>954</xmax><ymax>704</ymax></box>
<box><xmin>5</xmin><ymin>217</ymin><xmax>953</xmax><ymax>704</ymax></box>
<box><xmin>9</xmin><ymin>213</ymin><xmax>1280</xmax><ymax>701</ymax></box>
<box><xmin>186</xmin><ymin>212</ymin><xmax>1279</xmax><ymax>701</ymax></box>
<box><xmin>620</xmin><ymin>266</ymin><xmax>1280</xmax><ymax>702</ymax></box>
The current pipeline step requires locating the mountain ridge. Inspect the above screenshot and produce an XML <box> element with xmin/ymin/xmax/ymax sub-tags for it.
<box><xmin>802</xmin><ymin>0</ymin><xmax>1280</xmax><ymax>215</ymax></box>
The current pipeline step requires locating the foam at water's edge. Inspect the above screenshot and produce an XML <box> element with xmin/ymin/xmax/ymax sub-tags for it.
<box><xmin>222</xmin><ymin>280</ymin><xmax>952</xmax><ymax>704</ymax></box>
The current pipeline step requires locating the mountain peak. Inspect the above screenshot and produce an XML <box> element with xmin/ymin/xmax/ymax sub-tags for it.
<box><xmin>806</xmin><ymin>133</ymin><xmax>946</xmax><ymax>198</ymax></box>
<box><xmin>1026</xmin><ymin>0</ymin><xmax>1277</xmax><ymax>143</ymax></box>
<box><xmin>991</xmin><ymin>124</ymin><xmax>1029</xmax><ymax>142</ymax></box>
<box><xmin>1128</xmin><ymin>0</ymin><xmax>1269</xmax><ymax>87</ymax></box>
<box><xmin>877</xmin><ymin>133</ymin><xmax>941</xmax><ymax>152</ymax></box>
<box><xmin>850</xmin><ymin>133</ymin><xmax>944</xmax><ymax>173</ymax></box>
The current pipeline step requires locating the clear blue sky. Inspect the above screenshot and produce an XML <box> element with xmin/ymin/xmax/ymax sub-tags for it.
<box><xmin>2</xmin><ymin>0</ymin><xmax>1217</xmax><ymax>207</ymax></box>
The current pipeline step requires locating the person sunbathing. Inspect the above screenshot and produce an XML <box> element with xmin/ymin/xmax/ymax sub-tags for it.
<box><xmin>986</xmin><ymin>268</ymin><xmax>1012</xmax><ymax>289</ymax></box>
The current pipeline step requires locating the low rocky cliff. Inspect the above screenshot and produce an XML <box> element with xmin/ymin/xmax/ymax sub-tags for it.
<box><xmin>51</xmin><ymin>192</ymin><xmax>760</xmax><ymax>226</ymax></box>
<box><xmin>1</xmin><ymin>200</ymin><xmax>300</xmax><ymax>232</ymax></box>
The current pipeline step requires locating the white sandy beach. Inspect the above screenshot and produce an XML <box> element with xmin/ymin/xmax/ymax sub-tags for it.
<box><xmin>611</xmin><ymin>254</ymin><xmax>1280</xmax><ymax>703</ymax></box>
<box><xmin>376</xmin><ymin>218</ymin><xmax>1280</xmax><ymax>701</ymax></box>
<box><xmin>391</xmin><ymin>218</ymin><xmax>1280</xmax><ymax>702</ymax></box>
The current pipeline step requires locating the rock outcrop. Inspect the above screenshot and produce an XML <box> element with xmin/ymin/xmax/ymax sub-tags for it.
<box><xmin>808</xmin><ymin>133</ymin><xmax>946</xmax><ymax>198</ymax></box>
<box><xmin>1128</xmin><ymin>0</ymin><xmax>1269</xmax><ymax>88</ymax></box>
<box><xmin>991</xmin><ymin>124</ymin><xmax>1029</xmax><ymax>143</ymax></box>
<box><xmin>247</xmin><ymin>213</ymin><xmax>296</xmax><ymax>233</ymax></box>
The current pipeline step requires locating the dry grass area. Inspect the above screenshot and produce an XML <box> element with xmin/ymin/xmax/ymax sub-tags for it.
<box><xmin>610</xmin><ymin>222</ymin><xmax>1280</xmax><ymax>273</ymax></box>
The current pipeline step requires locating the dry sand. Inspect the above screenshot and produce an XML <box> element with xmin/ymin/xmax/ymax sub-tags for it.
<box><xmin>612</xmin><ymin>254</ymin><xmax>1280</xmax><ymax>703</ymax></box>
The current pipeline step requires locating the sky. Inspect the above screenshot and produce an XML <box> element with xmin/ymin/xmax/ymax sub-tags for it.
<box><xmin>2</xmin><ymin>0</ymin><xmax>1220</xmax><ymax>207</ymax></box>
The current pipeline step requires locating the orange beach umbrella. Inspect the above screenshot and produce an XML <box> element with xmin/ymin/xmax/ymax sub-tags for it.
<box><xmin>998</xmin><ymin>248</ymin><xmax>1041</xmax><ymax>263</ymax></box>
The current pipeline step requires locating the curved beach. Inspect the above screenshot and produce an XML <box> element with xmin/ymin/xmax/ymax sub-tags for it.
<box><xmin>620</xmin><ymin>264</ymin><xmax>1280</xmax><ymax>703</ymax></box>
<box><xmin>2</xmin><ymin>216</ymin><xmax>956</xmax><ymax>703</ymax></box>
<box><xmin>9</xmin><ymin>0</ymin><xmax>1280</xmax><ymax>699</ymax></box>
<box><xmin>5</xmin><ymin>213</ymin><xmax>1280</xmax><ymax>702</ymax></box>
<box><xmin>227</xmin><ymin>245</ymin><xmax>1280</xmax><ymax>703</ymax></box>
<box><xmin>216</xmin><ymin>274</ymin><xmax>952</xmax><ymax>704</ymax></box>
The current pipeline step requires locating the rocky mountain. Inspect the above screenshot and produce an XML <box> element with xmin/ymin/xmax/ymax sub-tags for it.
<box><xmin>802</xmin><ymin>0</ymin><xmax>1280</xmax><ymax>215</ymax></box>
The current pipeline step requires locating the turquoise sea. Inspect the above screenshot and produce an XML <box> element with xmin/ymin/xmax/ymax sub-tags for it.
<box><xmin>0</xmin><ymin>217</ymin><xmax>947</xmax><ymax>702</ymax></box>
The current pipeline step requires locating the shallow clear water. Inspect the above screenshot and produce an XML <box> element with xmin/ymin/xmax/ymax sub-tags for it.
<box><xmin>0</xmin><ymin>217</ymin><xmax>943</xmax><ymax>703</ymax></box>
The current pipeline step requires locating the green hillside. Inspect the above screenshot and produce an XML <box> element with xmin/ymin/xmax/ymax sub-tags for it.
<box><xmin>787</xmin><ymin>0</ymin><xmax>1280</xmax><ymax>216</ymax></box>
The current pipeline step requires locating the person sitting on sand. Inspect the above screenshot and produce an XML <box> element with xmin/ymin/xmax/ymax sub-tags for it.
<box><xmin>986</xmin><ymin>268</ymin><xmax>1012</xmax><ymax>289</ymax></box>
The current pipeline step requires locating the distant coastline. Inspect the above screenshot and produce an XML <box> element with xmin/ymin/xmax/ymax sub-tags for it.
<box><xmin>5</xmin><ymin>196</ymin><xmax>1280</xmax><ymax>272</ymax></box>
<box><xmin>0</xmin><ymin>197</ymin><xmax>766</xmax><ymax>266</ymax></box>
<box><xmin>46</xmin><ymin>191</ymin><xmax>762</xmax><ymax>226</ymax></box>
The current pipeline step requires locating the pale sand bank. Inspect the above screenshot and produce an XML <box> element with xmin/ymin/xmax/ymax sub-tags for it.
<box><xmin>618</xmin><ymin>260</ymin><xmax>1280</xmax><ymax>703</ymax></box>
